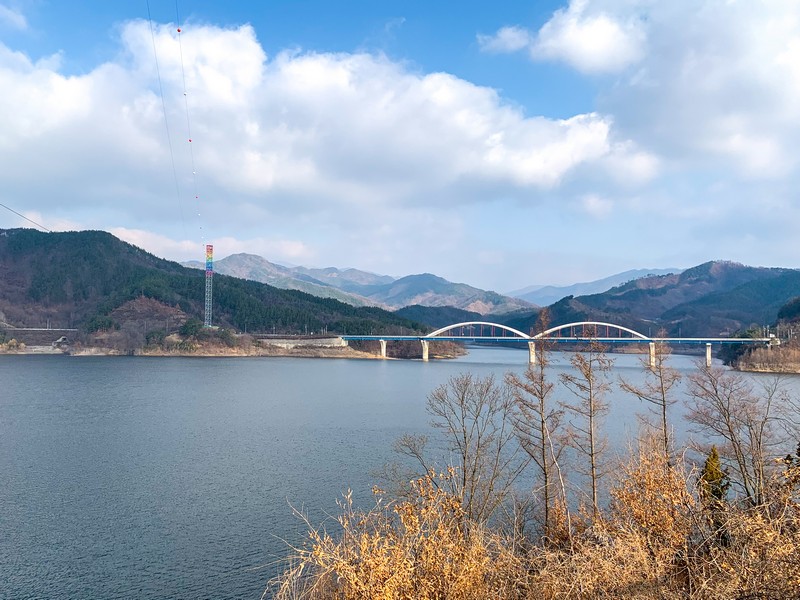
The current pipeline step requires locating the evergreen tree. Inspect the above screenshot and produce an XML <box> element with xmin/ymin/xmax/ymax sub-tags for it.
<box><xmin>699</xmin><ymin>446</ymin><xmax>730</xmax><ymax>506</ymax></box>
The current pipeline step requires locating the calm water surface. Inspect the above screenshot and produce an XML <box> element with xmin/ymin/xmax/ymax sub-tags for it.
<box><xmin>0</xmin><ymin>349</ymin><xmax>794</xmax><ymax>599</ymax></box>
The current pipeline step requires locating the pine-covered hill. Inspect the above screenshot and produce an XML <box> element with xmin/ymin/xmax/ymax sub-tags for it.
<box><xmin>658</xmin><ymin>269</ymin><xmax>800</xmax><ymax>336</ymax></box>
<box><xmin>358</xmin><ymin>273</ymin><xmax>533</xmax><ymax>314</ymax></box>
<box><xmin>394</xmin><ymin>305</ymin><xmax>483</xmax><ymax>329</ymax></box>
<box><xmin>0</xmin><ymin>228</ymin><xmax>425</xmax><ymax>335</ymax></box>
<box><xmin>778</xmin><ymin>296</ymin><xmax>800</xmax><ymax>323</ymax></box>
<box><xmin>498</xmin><ymin>261</ymin><xmax>800</xmax><ymax>338</ymax></box>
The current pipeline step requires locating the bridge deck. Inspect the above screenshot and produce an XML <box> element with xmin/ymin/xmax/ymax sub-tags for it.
<box><xmin>341</xmin><ymin>335</ymin><xmax>773</xmax><ymax>345</ymax></box>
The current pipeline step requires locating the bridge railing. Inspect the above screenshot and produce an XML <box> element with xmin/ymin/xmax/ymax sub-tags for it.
<box><xmin>340</xmin><ymin>320</ymin><xmax>775</xmax><ymax>365</ymax></box>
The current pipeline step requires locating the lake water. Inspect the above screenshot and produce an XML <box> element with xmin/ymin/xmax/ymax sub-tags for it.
<box><xmin>1</xmin><ymin>349</ymin><xmax>794</xmax><ymax>599</ymax></box>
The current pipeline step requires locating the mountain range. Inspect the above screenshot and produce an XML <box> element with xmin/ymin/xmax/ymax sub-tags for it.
<box><xmin>3</xmin><ymin>229</ymin><xmax>800</xmax><ymax>341</ymax></box>
<box><xmin>0</xmin><ymin>229</ymin><xmax>424</xmax><ymax>337</ymax></box>
<box><xmin>185</xmin><ymin>252</ymin><xmax>800</xmax><ymax>338</ymax></box>
<box><xmin>183</xmin><ymin>253</ymin><xmax>382</xmax><ymax>307</ymax></box>
<box><xmin>184</xmin><ymin>253</ymin><xmax>532</xmax><ymax>314</ymax></box>
<box><xmin>507</xmin><ymin>268</ymin><xmax>681</xmax><ymax>306</ymax></box>
<box><xmin>500</xmin><ymin>261</ymin><xmax>800</xmax><ymax>337</ymax></box>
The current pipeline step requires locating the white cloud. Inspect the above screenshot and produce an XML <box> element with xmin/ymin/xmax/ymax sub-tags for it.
<box><xmin>109</xmin><ymin>228</ymin><xmax>204</xmax><ymax>260</ymax></box>
<box><xmin>2</xmin><ymin>209</ymin><xmax>79</xmax><ymax>232</ymax></box>
<box><xmin>482</xmin><ymin>1</ymin><xmax>800</xmax><ymax>188</ymax></box>
<box><xmin>8</xmin><ymin>4</ymin><xmax>800</xmax><ymax>290</ymax></box>
<box><xmin>477</xmin><ymin>26</ymin><xmax>531</xmax><ymax>53</ymax></box>
<box><xmin>600</xmin><ymin>141</ymin><xmax>660</xmax><ymax>186</ymax></box>
<box><xmin>0</xmin><ymin>4</ymin><xmax>27</xmax><ymax>30</ymax></box>
<box><xmin>0</xmin><ymin>19</ymin><xmax>644</xmax><ymax>237</ymax></box>
<box><xmin>579</xmin><ymin>193</ymin><xmax>613</xmax><ymax>218</ymax></box>
<box><xmin>110</xmin><ymin>228</ymin><xmax>313</xmax><ymax>264</ymax></box>
<box><xmin>477</xmin><ymin>0</ymin><xmax>645</xmax><ymax>74</ymax></box>
<box><xmin>533</xmin><ymin>0</ymin><xmax>645</xmax><ymax>74</ymax></box>
<box><xmin>601</xmin><ymin>1</ymin><xmax>800</xmax><ymax>179</ymax></box>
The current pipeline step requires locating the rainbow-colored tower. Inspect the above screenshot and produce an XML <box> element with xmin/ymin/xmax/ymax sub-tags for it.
<box><xmin>204</xmin><ymin>244</ymin><xmax>213</xmax><ymax>327</ymax></box>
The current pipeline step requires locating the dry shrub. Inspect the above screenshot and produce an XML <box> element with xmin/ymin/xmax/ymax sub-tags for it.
<box><xmin>270</xmin><ymin>448</ymin><xmax>800</xmax><ymax>599</ymax></box>
<box><xmin>526</xmin><ymin>439</ymin><xmax>693</xmax><ymax>600</ymax></box>
<box><xmin>270</xmin><ymin>471</ymin><xmax>525</xmax><ymax>600</ymax></box>
<box><xmin>527</xmin><ymin>530</ymin><xmax>682</xmax><ymax>600</ymax></box>
<box><xmin>738</xmin><ymin>344</ymin><xmax>800</xmax><ymax>372</ymax></box>
<box><xmin>680</xmin><ymin>465</ymin><xmax>800</xmax><ymax>599</ymax></box>
<box><xmin>609</xmin><ymin>439</ymin><xmax>695</xmax><ymax>553</ymax></box>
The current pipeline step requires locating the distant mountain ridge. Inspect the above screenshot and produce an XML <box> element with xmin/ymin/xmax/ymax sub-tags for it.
<box><xmin>292</xmin><ymin>265</ymin><xmax>395</xmax><ymax>291</ymax></box>
<box><xmin>188</xmin><ymin>254</ymin><xmax>532</xmax><ymax>315</ymax></box>
<box><xmin>394</xmin><ymin>305</ymin><xmax>483</xmax><ymax>329</ymax></box>
<box><xmin>501</xmin><ymin>261</ymin><xmax>800</xmax><ymax>337</ymax></box>
<box><xmin>183</xmin><ymin>253</ymin><xmax>380</xmax><ymax>307</ymax></box>
<box><xmin>10</xmin><ymin>229</ymin><xmax>795</xmax><ymax>341</ymax></box>
<box><xmin>509</xmin><ymin>268</ymin><xmax>681</xmax><ymax>306</ymax></box>
<box><xmin>0</xmin><ymin>229</ymin><xmax>424</xmax><ymax>337</ymax></box>
<box><xmin>360</xmin><ymin>273</ymin><xmax>533</xmax><ymax>314</ymax></box>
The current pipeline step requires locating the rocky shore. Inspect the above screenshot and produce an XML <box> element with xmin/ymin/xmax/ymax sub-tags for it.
<box><xmin>135</xmin><ymin>342</ymin><xmax>379</xmax><ymax>359</ymax></box>
<box><xmin>0</xmin><ymin>334</ymin><xmax>455</xmax><ymax>360</ymax></box>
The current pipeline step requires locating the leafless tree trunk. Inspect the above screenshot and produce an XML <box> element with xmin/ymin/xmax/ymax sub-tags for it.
<box><xmin>686</xmin><ymin>363</ymin><xmax>786</xmax><ymax>506</ymax></box>
<box><xmin>560</xmin><ymin>337</ymin><xmax>613</xmax><ymax>518</ymax></box>
<box><xmin>395</xmin><ymin>372</ymin><xmax>529</xmax><ymax>524</ymax></box>
<box><xmin>620</xmin><ymin>335</ymin><xmax>681</xmax><ymax>464</ymax></box>
<box><xmin>506</xmin><ymin>309</ymin><xmax>567</xmax><ymax>537</ymax></box>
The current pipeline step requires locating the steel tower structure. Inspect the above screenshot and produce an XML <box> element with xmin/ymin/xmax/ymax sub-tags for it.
<box><xmin>204</xmin><ymin>244</ymin><xmax>213</xmax><ymax>327</ymax></box>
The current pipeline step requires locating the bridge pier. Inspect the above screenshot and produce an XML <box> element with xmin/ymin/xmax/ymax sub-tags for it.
<box><xmin>339</xmin><ymin>322</ymin><xmax>772</xmax><ymax>368</ymax></box>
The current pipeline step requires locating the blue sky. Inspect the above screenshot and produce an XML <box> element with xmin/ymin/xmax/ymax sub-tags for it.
<box><xmin>1</xmin><ymin>1</ymin><xmax>799</xmax><ymax>292</ymax></box>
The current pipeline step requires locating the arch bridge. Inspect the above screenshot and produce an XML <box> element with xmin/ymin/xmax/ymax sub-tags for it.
<box><xmin>340</xmin><ymin>320</ymin><xmax>776</xmax><ymax>366</ymax></box>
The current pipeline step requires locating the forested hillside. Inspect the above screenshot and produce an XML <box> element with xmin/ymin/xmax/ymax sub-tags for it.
<box><xmin>394</xmin><ymin>305</ymin><xmax>483</xmax><ymax>329</ymax></box>
<box><xmin>498</xmin><ymin>261</ymin><xmax>800</xmax><ymax>337</ymax></box>
<box><xmin>0</xmin><ymin>229</ymin><xmax>424</xmax><ymax>336</ymax></box>
<box><xmin>360</xmin><ymin>273</ymin><xmax>532</xmax><ymax>314</ymax></box>
<box><xmin>183</xmin><ymin>253</ymin><xmax>380</xmax><ymax>307</ymax></box>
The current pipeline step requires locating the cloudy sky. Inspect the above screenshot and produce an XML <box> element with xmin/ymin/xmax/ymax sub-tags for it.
<box><xmin>1</xmin><ymin>1</ymin><xmax>798</xmax><ymax>292</ymax></box>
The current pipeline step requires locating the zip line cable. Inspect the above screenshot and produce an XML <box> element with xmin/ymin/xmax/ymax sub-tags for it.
<box><xmin>3</xmin><ymin>6</ymin><xmax>203</xmax><ymax>247</ymax></box>
<box><xmin>153</xmin><ymin>0</ymin><xmax>214</xmax><ymax>327</ymax></box>
<box><xmin>146</xmin><ymin>0</ymin><xmax>187</xmax><ymax>240</ymax></box>
<box><xmin>2</xmin><ymin>6</ymin><xmax>188</xmax><ymax>241</ymax></box>
<box><xmin>0</xmin><ymin>202</ymin><xmax>52</xmax><ymax>232</ymax></box>
<box><xmin>174</xmin><ymin>1</ymin><xmax>204</xmax><ymax>243</ymax></box>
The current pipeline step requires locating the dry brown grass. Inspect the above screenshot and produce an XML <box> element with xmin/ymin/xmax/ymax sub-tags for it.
<box><xmin>271</xmin><ymin>471</ymin><xmax>527</xmax><ymax>600</ymax></box>
<box><xmin>270</xmin><ymin>457</ymin><xmax>800</xmax><ymax>600</ymax></box>
<box><xmin>738</xmin><ymin>345</ymin><xmax>800</xmax><ymax>373</ymax></box>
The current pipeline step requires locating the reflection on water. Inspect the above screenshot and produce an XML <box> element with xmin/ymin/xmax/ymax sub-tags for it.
<box><xmin>0</xmin><ymin>349</ymin><xmax>796</xmax><ymax>599</ymax></box>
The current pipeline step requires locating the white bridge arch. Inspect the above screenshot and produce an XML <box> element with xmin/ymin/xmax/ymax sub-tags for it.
<box><xmin>419</xmin><ymin>320</ymin><xmax>651</xmax><ymax>366</ymax></box>
<box><xmin>425</xmin><ymin>321</ymin><xmax>531</xmax><ymax>339</ymax></box>
<box><xmin>344</xmin><ymin>319</ymin><xmax>770</xmax><ymax>366</ymax></box>
<box><xmin>532</xmin><ymin>321</ymin><xmax>650</xmax><ymax>340</ymax></box>
<box><xmin>424</xmin><ymin>320</ymin><xmax>650</xmax><ymax>341</ymax></box>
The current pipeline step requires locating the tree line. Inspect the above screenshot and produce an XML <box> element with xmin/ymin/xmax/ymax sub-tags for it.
<box><xmin>270</xmin><ymin>310</ymin><xmax>800</xmax><ymax>599</ymax></box>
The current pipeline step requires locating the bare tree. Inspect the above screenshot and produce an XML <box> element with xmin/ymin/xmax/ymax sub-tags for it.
<box><xmin>775</xmin><ymin>374</ymin><xmax>800</xmax><ymax>442</ymax></box>
<box><xmin>560</xmin><ymin>337</ymin><xmax>613</xmax><ymax>518</ymax></box>
<box><xmin>620</xmin><ymin>335</ymin><xmax>682</xmax><ymax>464</ymax></box>
<box><xmin>506</xmin><ymin>309</ymin><xmax>567</xmax><ymax>537</ymax></box>
<box><xmin>395</xmin><ymin>372</ymin><xmax>529</xmax><ymax>524</ymax></box>
<box><xmin>686</xmin><ymin>363</ymin><xmax>785</xmax><ymax>506</ymax></box>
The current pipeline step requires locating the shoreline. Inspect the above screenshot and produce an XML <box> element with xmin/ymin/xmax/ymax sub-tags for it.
<box><xmin>0</xmin><ymin>343</ymin><xmax>464</xmax><ymax>360</ymax></box>
<box><xmin>0</xmin><ymin>344</ymin><xmax>382</xmax><ymax>359</ymax></box>
<box><xmin>732</xmin><ymin>364</ymin><xmax>800</xmax><ymax>374</ymax></box>
<box><xmin>11</xmin><ymin>342</ymin><xmax>793</xmax><ymax>370</ymax></box>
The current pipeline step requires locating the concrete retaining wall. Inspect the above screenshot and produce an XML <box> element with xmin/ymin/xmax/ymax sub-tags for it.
<box><xmin>257</xmin><ymin>336</ymin><xmax>347</xmax><ymax>349</ymax></box>
<box><xmin>1</xmin><ymin>328</ymin><xmax>77</xmax><ymax>346</ymax></box>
